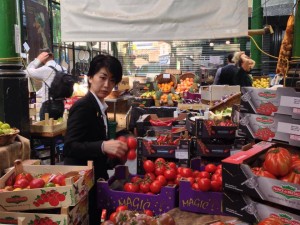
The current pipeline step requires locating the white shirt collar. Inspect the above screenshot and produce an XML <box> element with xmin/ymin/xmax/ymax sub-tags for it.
<box><xmin>90</xmin><ymin>91</ymin><xmax>108</xmax><ymax>113</ymax></box>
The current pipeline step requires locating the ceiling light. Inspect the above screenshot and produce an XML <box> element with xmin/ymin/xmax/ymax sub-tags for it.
<box><xmin>226</xmin><ymin>40</ymin><xmax>230</xmax><ymax>45</ymax></box>
<box><xmin>209</xmin><ymin>42</ymin><xmax>214</xmax><ymax>47</ymax></box>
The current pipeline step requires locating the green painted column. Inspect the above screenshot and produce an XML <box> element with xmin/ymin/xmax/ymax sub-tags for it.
<box><xmin>0</xmin><ymin>0</ymin><xmax>18</xmax><ymax>63</ymax></box>
<box><xmin>292</xmin><ymin>2</ymin><xmax>300</xmax><ymax>57</ymax></box>
<box><xmin>250</xmin><ymin>0</ymin><xmax>263</xmax><ymax>69</ymax></box>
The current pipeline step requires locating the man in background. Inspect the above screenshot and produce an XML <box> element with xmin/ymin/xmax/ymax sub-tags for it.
<box><xmin>25</xmin><ymin>48</ymin><xmax>66</xmax><ymax>120</ymax></box>
<box><xmin>213</xmin><ymin>53</ymin><xmax>238</xmax><ymax>85</ymax></box>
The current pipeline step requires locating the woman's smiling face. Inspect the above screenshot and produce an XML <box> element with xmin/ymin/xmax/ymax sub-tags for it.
<box><xmin>89</xmin><ymin>67</ymin><xmax>116</xmax><ymax>101</ymax></box>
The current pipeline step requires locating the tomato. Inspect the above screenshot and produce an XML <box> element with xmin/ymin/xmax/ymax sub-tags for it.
<box><xmin>109</xmin><ymin>212</ymin><xmax>117</xmax><ymax>223</ymax></box>
<box><xmin>116</xmin><ymin>205</ymin><xmax>128</xmax><ymax>212</ymax></box>
<box><xmin>15</xmin><ymin>173</ymin><xmax>34</xmax><ymax>183</ymax></box>
<box><xmin>124</xmin><ymin>182</ymin><xmax>139</xmax><ymax>193</ymax></box>
<box><xmin>198</xmin><ymin>178</ymin><xmax>211</xmax><ymax>191</ymax></box>
<box><xmin>180</xmin><ymin>168</ymin><xmax>193</xmax><ymax>178</ymax></box>
<box><xmin>14</xmin><ymin>178</ymin><xmax>30</xmax><ymax>189</ymax></box>
<box><xmin>186</xmin><ymin>177</ymin><xmax>195</xmax><ymax>186</ymax></box>
<box><xmin>192</xmin><ymin>182</ymin><xmax>200</xmax><ymax>190</ymax></box>
<box><xmin>291</xmin><ymin>154</ymin><xmax>300</xmax><ymax>162</ymax></box>
<box><xmin>210</xmin><ymin>180</ymin><xmax>222</xmax><ymax>192</ymax></box>
<box><xmin>163</xmin><ymin>168</ymin><xmax>177</xmax><ymax>181</ymax></box>
<box><xmin>156</xmin><ymin>175</ymin><xmax>167</xmax><ymax>186</ymax></box>
<box><xmin>143</xmin><ymin>160</ymin><xmax>155</xmax><ymax>173</ymax></box>
<box><xmin>150</xmin><ymin>180</ymin><xmax>162</xmax><ymax>194</ymax></box>
<box><xmin>205</xmin><ymin>164</ymin><xmax>217</xmax><ymax>173</ymax></box>
<box><xmin>127</xmin><ymin>136</ymin><xmax>137</xmax><ymax>149</ymax></box>
<box><xmin>263</xmin><ymin>147</ymin><xmax>292</xmax><ymax>177</ymax></box>
<box><xmin>251</xmin><ymin>167</ymin><xmax>276</xmax><ymax>179</ymax></box>
<box><xmin>258</xmin><ymin>217</ymin><xmax>284</xmax><ymax>225</ymax></box>
<box><xmin>131</xmin><ymin>176</ymin><xmax>142</xmax><ymax>184</ymax></box>
<box><xmin>117</xmin><ymin>136</ymin><xmax>127</xmax><ymax>143</ymax></box>
<box><xmin>193</xmin><ymin>170</ymin><xmax>200</xmax><ymax>178</ymax></box>
<box><xmin>214</xmin><ymin>168</ymin><xmax>222</xmax><ymax>175</ymax></box>
<box><xmin>127</xmin><ymin>149</ymin><xmax>137</xmax><ymax>160</ymax></box>
<box><xmin>52</xmin><ymin>174</ymin><xmax>66</xmax><ymax>186</ymax></box>
<box><xmin>280</xmin><ymin>170</ymin><xmax>300</xmax><ymax>185</ymax></box>
<box><xmin>155</xmin><ymin>166</ymin><xmax>166</xmax><ymax>177</ymax></box>
<box><xmin>144</xmin><ymin>173</ymin><xmax>156</xmax><ymax>183</ymax></box>
<box><xmin>144</xmin><ymin>209</ymin><xmax>154</xmax><ymax>217</ymax></box>
<box><xmin>198</xmin><ymin>171</ymin><xmax>210</xmax><ymax>179</ymax></box>
<box><xmin>139</xmin><ymin>182</ymin><xmax>150</xmax><ymax>193</ymax></box>
<box><xmin>29</xmin><ymin>178</ymin><xmax>45</xmax><ymax>189</ymax></box>
<box><xmin>292</xmin><ymin>160</ymin><xmax>300</xmax><ymax>172</ymax></box>
<box><xmin>168</xmin><ymin>162</ymin><xmax>177</xmax><ymax>170</ymax></box>
<box><xmin>155</xmin><ymin>158</ymin><xmax>166</xmax><ymax>165</ymax></box>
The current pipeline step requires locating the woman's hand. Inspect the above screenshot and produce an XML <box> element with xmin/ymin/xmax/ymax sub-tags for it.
<box><xmin>37</xmin><ymin>52</ymin><xmax>51</xmax><ymax>64</ymax></box>
<box><xmin>102</xmin><ymin>140</ymin><xmax>128</xmax><ymax>159</ymax></box>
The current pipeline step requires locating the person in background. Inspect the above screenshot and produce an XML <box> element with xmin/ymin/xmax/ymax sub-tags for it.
<box><xmin>232</xmin><ymin>51</ymin><xmax>255</xmax><ymax>87</ymax></box>
<box><xmin>24</xmin><ymin>48</ymin><xmax>65</xmax><ymax>120</ymax></box>
<box><xmin>214</xmin><ymin>53</ymin><xmax>238</xmax><ymax>85</ymax></box>
<box><xmin>63</xmin><ymin>54</ymin><xmax>128</xmax><ymax>225</ymax></box>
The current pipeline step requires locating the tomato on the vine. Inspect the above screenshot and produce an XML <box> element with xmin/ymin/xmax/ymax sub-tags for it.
<box><xmin>143</xmin><ymin>160</ymin><xmax>155</xmax><ymax>173</ymax></box>
<box><xmin>127</xmin><ymin>149</ymin><xmax>137</xmax><ymax>160</ymax></box>
<box><xmin>124</xmin><ymin>182</ymin><xmax>139</xmax><ymax>193</ymax></box>
<box><xmin>150</xmin><ymin>180</ymin><xmax>162</xmax><ymax>194</ymax></box>
<box><xmin>198</xmin><ymin>171</ymin><xmax>210</xmax><ymax>179</ymax></box>
<box><xmin>156</xmin><ymin>175</ymin><xmax>167</xmax><ymax>186</ymax></box>
<box><xmin>180</xmin><ymin>168</ymin><xmax>193</xmax><ymax>178</ymax></box>
<box><xmin>144</xmin><ymin>209</ymin><xmax>154</xmax><ymax>217</ymax></box>
<box><xmin>198</xmin><ymin>178</ymin><xmax>211</xmax><ymax>191</ymax></box>
<box><xmin>205</xmin><ymin>164</ymin><xmax>217</xmax><ymax>173</ymax></box>
<box><xmin>127</xmin><ymin>136</ymin><xmax>137</xmax><ymax>149</ymax></box>
<box><xmin>139</xmin><ymin>182</ymin><xmax>150</xmax><ymax>193</ymax></box>
<box><xmin>164</xmin><ymin>168</ymin><xmax>177</xmax><ymax>181</ymax></box>
<box><xmin>116</xmin><ymin>205</ymin><xmax>128</xmax><ymax>212</ymax></box>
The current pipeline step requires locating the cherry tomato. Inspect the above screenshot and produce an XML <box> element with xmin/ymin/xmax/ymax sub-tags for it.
<box><xmin>144</xmin><ymin>209</ymin><xmax>154</xmax><ymax>217</ymax></box>
<box><xmin>198</xmin><ymin>178</ymin><xmax>211</xmax><ymax>191</ymax></box>
<box><xmin>143</xmin><ymin>160</ymin><xmax>155</xmax><ymax>173</ymax></box>
<box><xmin>109</xmin><ymin>212</ymin><xmax>117</xmax><ymax>223</ymax></box>
<box><xmin>116</xmin><ymin>205</ymin><xmax>128</xmax><ymax>212</ymax></box>
<box><xmin>150</xmin><ymin>180</ymin><xmax>162</xmax><ymax>194</ymax></box>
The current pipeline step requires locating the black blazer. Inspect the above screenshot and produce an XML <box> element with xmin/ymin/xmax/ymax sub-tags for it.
<box><xmin>63</xmin><ymin>91</ymin><xmax>120</xmax><ymax>180</ymax></box>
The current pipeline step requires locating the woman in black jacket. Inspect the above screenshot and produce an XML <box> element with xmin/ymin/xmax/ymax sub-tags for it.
<box><xmin>63</xmin><ymin>54</ymin><xmax>128</xmax><ymax>224</ymax></box>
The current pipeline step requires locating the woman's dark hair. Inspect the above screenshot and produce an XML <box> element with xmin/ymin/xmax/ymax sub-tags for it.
<box><xmin>88</xmin><ymin>54</ymin><xmax>123</xmax><ymax>84</ymax></box>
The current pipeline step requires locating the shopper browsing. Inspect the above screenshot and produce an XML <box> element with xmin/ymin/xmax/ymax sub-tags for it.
<box><xmin>63</xmin><ymin>54</ymin><xmax>129</xmax><ymax>225</ymax></box>
<box><xmin>214</xmin><ymin>53</ymin><xmax>238</xmax><ymax>85</ymax></box>
<box><xmin>232</xmin><ymin>51</ymin><xmax>255</xmax><ymax>87</ymax></box>
<box><xmin>25</xmin><ymin>49</ymin><xmax>66</xmax><ymax>120</ymax></box>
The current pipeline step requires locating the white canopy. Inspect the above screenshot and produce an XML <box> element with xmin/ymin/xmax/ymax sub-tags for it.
<box><xmin>61</xmin><ymin>0</ymin><xmax>248</xmax><ymax>42</ymax></box>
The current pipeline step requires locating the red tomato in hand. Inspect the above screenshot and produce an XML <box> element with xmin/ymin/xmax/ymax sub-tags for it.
<box><xmin>198</xmin><ymin>178</ymin><xmax>211</xmax><ymax>191</ymax></box>
<box><xmin>263</xmin><ymin>147</ymin><xmax>292</xmax><ymax>177</ymax></box>
<box><xmin>116</xmin><ymin>205</ymin><xmax>128</xmax><ymax>212</ymax></box>
<box><xmin>127</xmin><ymin>149</ymin><xmax>137</xmax><ymax>160</ymax></box>
<box><xmin>127</xmin><ymin>136</ymin><xmax>137</xmax><ymax>149</ymax></box>
<box><xmin>117</xmin><ymin>136</ymin><xmax>127</xmax><ymax>143</ymax></box>
<box><xmin>143</xmin><ymin>160</ymin><xmax>155</xmax><ymax>173</ymax></box>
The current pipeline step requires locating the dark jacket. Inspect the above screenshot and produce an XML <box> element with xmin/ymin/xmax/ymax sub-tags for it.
<box><xmin>218</xmin><ymin>64</ymin><xmax>238</xmax><ymax>85</ymax></box>
<box><xmin>233</xmin><ymin>67</ymin><xmax>253</xmax><ymax>87</ymax></box>
<box><xmin>63</xmin><ymin>91</ymin><xmax>120</xmax><ymax>180</ymax></box>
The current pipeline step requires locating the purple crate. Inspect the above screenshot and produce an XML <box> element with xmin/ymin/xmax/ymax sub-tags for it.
<box><xmin>97</xmin><ymin>165</ymin><xmax>177</xmax><ymax>215</ymax></box>
<box><xmin>179</xmin><ymin>180</ymin><xmax>224</xmax><ymax>215</ymax></box>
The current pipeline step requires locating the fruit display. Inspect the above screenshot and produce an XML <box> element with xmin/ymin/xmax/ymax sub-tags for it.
<box><xmin>108</xmin><ymin>136</ymin><xmax>137</xmax><ymax>161</ymax></box>
<box><xmin>252</xmin><ymin>77</ymin><xmax>270</xmax><ymax>88</ymax></box>
<box><xmin>175</xmin><ymin>77</ymin><xmax>195</xmax><ymax>93</ymax></box>
<box><xmin>140</xmin><ymin>90</ymin><xmax>156</xmax><ymax>99</ymax></box>
<box><xmin>157</xmin><ymin>81</ymin><xmax>175</xmax><ymax>93</ymax></box>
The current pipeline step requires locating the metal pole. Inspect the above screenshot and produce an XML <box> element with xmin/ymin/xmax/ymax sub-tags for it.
<box><xmin>292</xmin><ymin>0</ymin><xmax>300</xmax><ymax>57</ymax></box>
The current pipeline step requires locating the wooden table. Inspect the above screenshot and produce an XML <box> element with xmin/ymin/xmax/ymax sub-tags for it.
<box><xmin>30</xmin><ymin>129</ymin><xmax>66</xmax><ymax>165</ymax></box>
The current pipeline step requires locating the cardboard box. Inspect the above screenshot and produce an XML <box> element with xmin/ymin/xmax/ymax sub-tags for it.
<box><xmin>117</xmin><ymin>76</ymin><xmax>130</xmax><ymax>91</ymax></box>
<box><xmin>136</xmin><ymin>113</ymin><xmax>187</xmax><ymax>137</ymax></box>
<box><xmin>238</xmin><ymin>113</ymin><xmax>300</xmax><ymax>147</ymax></box>
<box><xmin>201</xmin><ymin>85</ymin><xmax>240</xmax><ymax>102</ymax></box>
<box><xmin>0</xmin><ymin>162</ymin><xmax>94</xmax><ymax>211</ymax></box>
<box><xmin>223</xmin><ymin>191</ymin><xmax>300</xmax><ymax>224</ymax></box>
<box><xmin>186</xmin><ymin>114</ymin><xmax>237</xmax><ymax>139</ymax></box>
<box><xmin>97</xmin><ymin>166</ymin><xmax>177</xmax><ymax>215</ymax></box>
<box><xmin>191</xmin><ymin>138</ymin><xmax>234</xmax><ymax>158</ymax></box>
<box><xmin>0</xmin><ymin>195</ymin><xmax>88</xmax><ymax>225</ymax></box>
<box><xmin>30</xmin><ymin>120</ymin><xmax>67</xmax><ymax>134</ymax></box>
<box><xmin>179</xmin><ymin>179</ymin><xmax>224</xmax><ymax>215</ymax></box>
<box><xmin>240</xmin><ymin>87</ymin><xmax>300</xmax><ymax>119</ymax></box>
<box><xmin>222</xmin><ymin>141</ymin><xmax>300</xmax><ymax>211</ymax></box>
